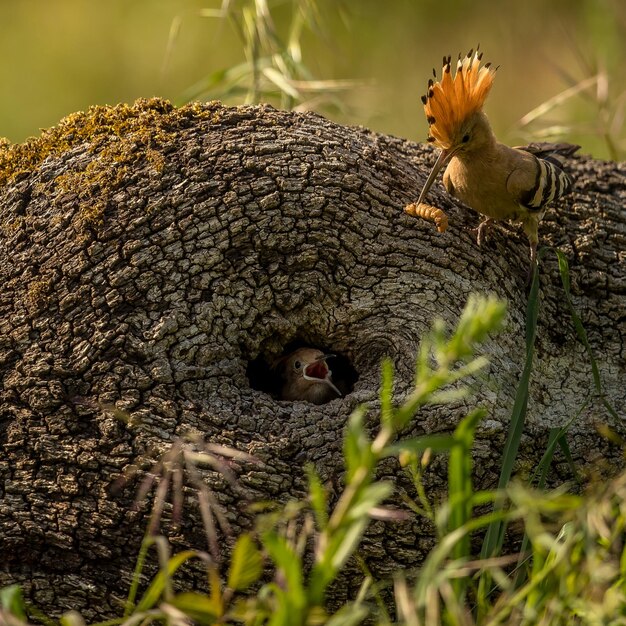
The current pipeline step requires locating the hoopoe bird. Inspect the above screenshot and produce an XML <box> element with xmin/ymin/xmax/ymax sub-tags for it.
<box><xmin>276</xmin><ymin>348</ymin><xmax>342</xmax><ymax>404</ymax></box>
<box><xmin>407</xmin><ymin>49</ymin><xmax>578</xmax><ymax>277</ymax></box>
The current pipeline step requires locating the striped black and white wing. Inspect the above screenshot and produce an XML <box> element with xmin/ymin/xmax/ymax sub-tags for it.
<box><xmin>512</xmin><ymin>143</ymin><xmax>578</xmax><ymax>210</ymax></box>
<box><xmin>519</xmin><ymin>156</ymin><xmax>573</xmax><ymax>211</ymax></box>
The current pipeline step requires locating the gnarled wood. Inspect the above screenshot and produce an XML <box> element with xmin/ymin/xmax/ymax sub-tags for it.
<box><xmin>0</xmin><ymin>98</ymin><xmax>624</xmax><ymax>619</ymax></box>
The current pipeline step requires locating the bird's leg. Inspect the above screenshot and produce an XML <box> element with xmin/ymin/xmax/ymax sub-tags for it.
<box><xmin>529</xmin><ymin>239</ymin><xmax>537</xmax><ymax>267</ymax></box>
<box><xmin>523</xmin><ymin>218</ymin><xmax>540</xmax><ymax>286</ymax></box>
<box><xmin>526</xmin><ymin>239</ymin><xmax>538</xmax><ymax>286</ymax></box>
<box><xmin>470</xmin><ymin>218</ymin><xmax>494</xmax><ymax>246</ymax></box>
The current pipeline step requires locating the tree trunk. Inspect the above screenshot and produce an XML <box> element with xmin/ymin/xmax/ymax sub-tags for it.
<box><xmin>0</xmin><ymin>98</ymin><xmax>624</xmax><ymax>619</ymax></box>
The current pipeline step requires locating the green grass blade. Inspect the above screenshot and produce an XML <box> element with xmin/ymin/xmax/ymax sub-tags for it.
<box><xmin>262</xmin><ymin>66</ymin><xmax>300</xmax><ymax>100</ymax></box>
<box><xmin>227</xmin><ymin>533</ymin><xmax>263</xmax><ymax>591</ymax></box>
<box><xmin>325</xmin><ymin>603</ymin><xmax>369</xmax><ymax>626</ymax></box>
<box><xmin>448</xmin><ymin>409</ymin><xmax>487</xmax><ymax>542</ymax></box>
<box><xmin>556</xmin><ymin>433</ymin><xmax>580</xmax><ymax>485</ymax></box>
<box><xmin>124</xmin><ymin>532</ymin><xmax>153</xmax><ymax>617</ymax></box>
<box><xmin>380</xmin><ymin>358</ymin><xmax>394</xmax><ymax>430</ymax></box>
<box><xmin>345</xmin><ymin>482</ymin><xmax>393</xmax><ymax>521</ymax></box>
<box><xmin>448</xmin><ymin>408</ymin><xmax>486</xmax><ymax>601</ymax></box>
<box><xmin>534</xmin><ymin>428</ymin><xmax>564</xmax><ymax>489</ymax></box>
<box><xmin>170</xmin><ymin>592</ymin><xmax>221</xmax><ymax>624</ymax></box>
<box><xmin>329</xmin><ymin>517</ymin><xmax>371</xmax><ymax>572</ymax></box>
<box><xmin>136</xmin><ymin>550</ymin><xmax>198</xmax><ymax>612</ymax></box>
<box><xmin>306</xmin><ymin>463</ymin><xmax>329</xmax><ymax>530</ymax></box>
<box><xmin>343</xmin><ymin>405</ymin><xmax>370</xmax><ymax>482</ymax></box>
<box><xmin>383</xmin><ymin>433</ymin><xmax>456</xmax><ymax>458</ymax></box>
<box><xmin>481</xmin><ymin>265</ymin><xmax>540</xmax><ymax>562</ymax></box>
<box><xmin>0</xmin><ymin>584</ymin><xmax>27</xmax><ymax>621</ymax></box>
<box><xmin>262</xmin><ymin>533</ymin><xmax>305</xmax><ymax>609</ymax></box>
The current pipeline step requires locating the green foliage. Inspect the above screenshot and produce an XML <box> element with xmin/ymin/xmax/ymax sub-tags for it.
<box><xmin>135</xmin><ymin>548</ymin><xmax>198</xmax><ymax>612</ymax></box>
<box><xmin>398</xmin><ymin>471</ymin><xmax>626</xmax><ymax>625</ymax></box>
<box><xmin>228</xmin><ymin>534</ymin><xmax>264</xmax><ymax>592</ymax></box>
<box><xmin>169</xmin><ymin>592</ymin><xmax>221</xmax><ymax>624</ymax></box>
<box><xmin>477</xmin><ymin>247</ymin><xmax>622</xmax><ymax>615</ymax></box>
<box><xmin>0</xmin><ymin>585</ymin><xmax>27</xmax><ymax>622</ymax></box>
<box><xmin>4</xmin><ymin>292</ymin><xmax>626</xmax><ymax>625</ymax></box>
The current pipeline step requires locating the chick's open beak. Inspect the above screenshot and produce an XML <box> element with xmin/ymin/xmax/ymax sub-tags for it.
<box><xmin>303</xmin><ymin>354</ymin><xmax>342</xmax><ymax>397</ymax></box>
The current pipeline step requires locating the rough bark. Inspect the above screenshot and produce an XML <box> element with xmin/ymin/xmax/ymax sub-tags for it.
<box><xmin>0</xmin><ymin>98</ymin><xmax>624</xmax><ymax>619</ymax></box>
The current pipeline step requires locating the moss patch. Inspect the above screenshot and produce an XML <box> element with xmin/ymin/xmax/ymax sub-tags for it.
<box><xmin>0</xmin><ymin>97</ymin><xmax>226</xmax><ymax>230</ymax></box>
<box><xmin>1</xmin><ymin>98</ymin><xmax>160</xmax><ymax>186</ymax></box>
<box><xmin>26</xmin><ymin>278</ymin><xmax>52</xmax><ymax>309</ymax></box>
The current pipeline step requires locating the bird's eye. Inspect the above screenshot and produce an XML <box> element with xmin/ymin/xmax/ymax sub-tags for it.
<box><xmin>294</xmin><ymin>360</ymin><xmax>302</xmax><ymax>370</ymax></box>
<box><xmin>462</xmin><ymin>134</ymin><xmax>470</xmax><ymax>143</ymax></box>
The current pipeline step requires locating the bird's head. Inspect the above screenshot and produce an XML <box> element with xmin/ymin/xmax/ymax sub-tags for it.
<box><xmin>417</xmin><ymin>49</ymin><xmax>498</xmax><ymax>203</ymax></box>
<box><xmin>278</xmin><ymin>348</ymin><xmax>342</xmax><ymax>403</ymax></box>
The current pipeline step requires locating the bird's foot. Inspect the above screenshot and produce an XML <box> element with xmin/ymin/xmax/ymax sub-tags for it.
<box><xmin>469</xmin><ymin>218</ymin><xmax>495</xmax><ymax>246</ymax></box>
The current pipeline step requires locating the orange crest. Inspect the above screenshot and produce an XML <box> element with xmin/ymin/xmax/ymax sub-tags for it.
<box><xmin>422</xmin><ymin>49</ymin><xmax>497</xmax><ymax>149</ymax></box>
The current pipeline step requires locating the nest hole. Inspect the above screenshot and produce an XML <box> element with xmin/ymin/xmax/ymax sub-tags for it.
<box><xmin>247</xmin><ymin>339</ymin><xmax>358</xmax><ymax>404</ymax></box>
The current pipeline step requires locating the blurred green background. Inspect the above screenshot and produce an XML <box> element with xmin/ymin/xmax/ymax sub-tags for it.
<box><xmin>0</xmin><ymin>0</ymin><xmax>624</xmax><ymax>160</ymax></box>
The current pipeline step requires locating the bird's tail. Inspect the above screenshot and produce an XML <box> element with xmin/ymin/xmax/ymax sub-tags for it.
<box><xmin>515</xmin><ymin>141</ymin><xmax>580</xmax><ymax>161</ymax></box>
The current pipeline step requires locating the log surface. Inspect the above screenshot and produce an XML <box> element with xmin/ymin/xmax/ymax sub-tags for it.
<box><xmin>0</xmin><ymin>98</ymin><xmax>624</xmax><ymax>618</ymax></box>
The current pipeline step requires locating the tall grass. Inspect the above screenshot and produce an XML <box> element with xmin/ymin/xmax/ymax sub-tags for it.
<box><xmin>172</xmin><ymin>0</ymin><xmax>360</xmax><ymax>114</ymax></box>
<box><xmin>514</xmin><ymin>41</ymin><xmax>626</xmax><ymax>161</ymax></box>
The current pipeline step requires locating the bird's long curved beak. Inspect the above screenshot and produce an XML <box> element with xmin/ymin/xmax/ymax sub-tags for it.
<box><xmin>416</xmin><ymin>147</ymin><xmax>458</xmax><ymax>205</ymax></box>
